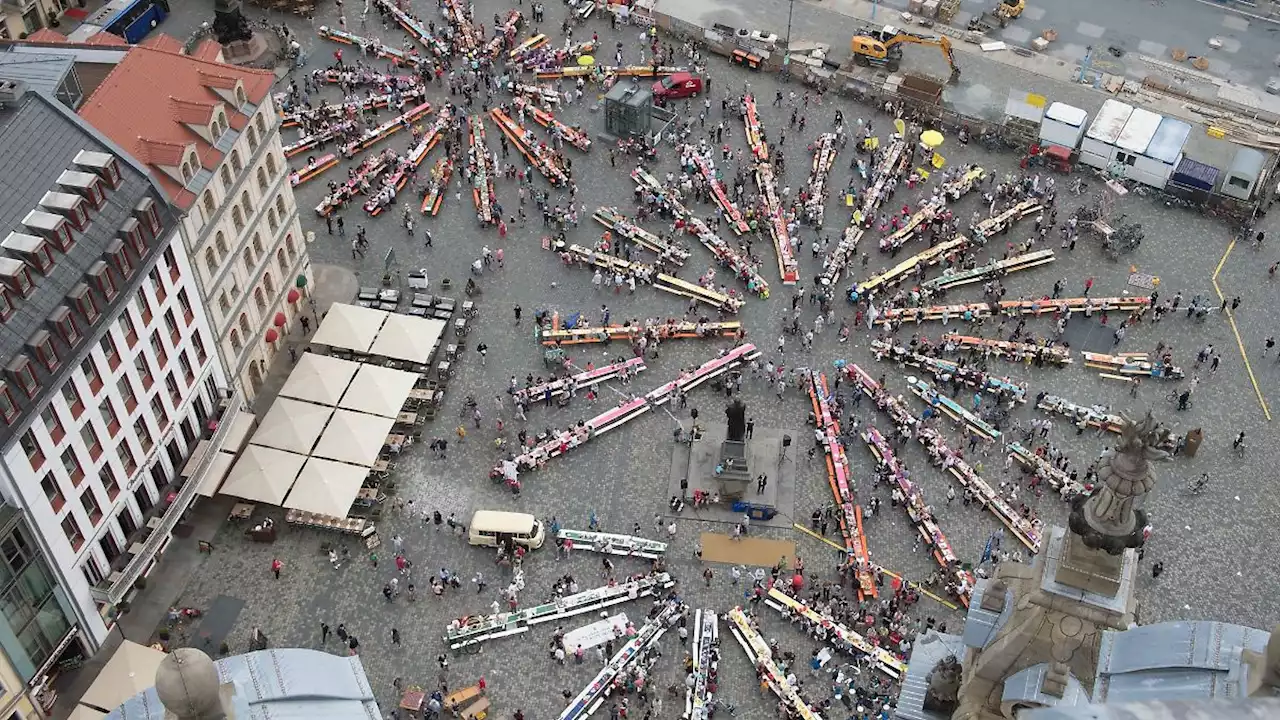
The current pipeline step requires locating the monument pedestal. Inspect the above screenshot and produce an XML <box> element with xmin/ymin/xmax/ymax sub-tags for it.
<box><xmin>666</xmin><ymin>423</ymin><xmax>796</xmax><ymax>528</ymax></box>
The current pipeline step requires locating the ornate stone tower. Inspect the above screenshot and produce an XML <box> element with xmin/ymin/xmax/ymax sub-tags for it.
<box><xmin>154</xmin><ymin>647</ymin><xmax>234</xmax><ymax>720</ymax></box>
<box><xmin>950</xmin><ymin>413</ymin><xmax>1169</xmax><ymax>720</ymax></box>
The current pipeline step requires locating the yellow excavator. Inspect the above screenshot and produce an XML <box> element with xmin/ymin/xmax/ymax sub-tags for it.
<box><xmin>967</xmin><ymin>0</ymin><xmax>1025</xmax><ymax>30</ymax></box>
<box><xmin>850</xmin><ymin>27</ymin><xmax>960</xmax><ymax>82</ymax></box>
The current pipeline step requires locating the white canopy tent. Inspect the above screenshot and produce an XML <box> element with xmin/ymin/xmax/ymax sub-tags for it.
<box><xmin>338</xmin><ymin>364</ymin><xmax>419</xmax><ymax>418</ymax></box>
<box><xmin>312</xmin><ymin>410</ymin><xmax>396</xmax><ymax>467</ymax></box>
<box><xmin>368</xmin><ymin>314</ymin><xmax>447</xmax><ymax>364</ymax></box>
<box><xmin>219</xmin><ymin>445</ymin><xmax>306</xmax><ymax>504</ymax></box>
<box><xmin>249</xmin><ymin>398</ymin><xmax>333</xmax><ymax>455</ymax></box>
<box><xmin>283</xmin><ymin>457</ymin><xmax>370</xmax><ymax>517</ymax></box>
<box><xmin>220</xmin><ymin>411</ymin><xmax>257</xmax><ymax>455</ymax></box>
<box><xmin>80</xmin><ymin>641</ymin><xmax>166</xmax><ymax>712</ymax></box>
<box><xmin>195</xmin><ymin>450</ymin><xmax>237</xmax><ymax>498</ymax></box>
<box><xmin>310</xmin><ymin>303</ymin><xmax>388</xmax><ymax>353</ymax></box>
<box><xmin>279</xmin><ymin>353</ymin><xmax>361</xmax><ymax>406</ymax></box>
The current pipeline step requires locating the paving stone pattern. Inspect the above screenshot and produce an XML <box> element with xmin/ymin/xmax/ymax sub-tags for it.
<box><xmin>156</xmin><ymin>0</ymin><xmax>1280</xmax><ymax>717</ymax></box>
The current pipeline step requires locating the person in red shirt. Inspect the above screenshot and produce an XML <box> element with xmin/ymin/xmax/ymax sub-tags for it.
<box><xmin>271</xmin><ymin>558</ymin><xmax>283</xmax><ymax>579</ymax></box>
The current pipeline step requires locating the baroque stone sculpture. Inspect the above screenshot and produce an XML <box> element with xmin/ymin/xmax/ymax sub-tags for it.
<box><xmin>1068</xmin><ymin>410</ymin><xmax>1168</xmax><ymax>555</ymax></box>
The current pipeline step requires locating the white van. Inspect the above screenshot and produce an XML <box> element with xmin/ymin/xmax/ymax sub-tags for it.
<box><xmin>468</xmin><ymin>511</ymin><xmax>545</xmax><ymax>550</ymax></box>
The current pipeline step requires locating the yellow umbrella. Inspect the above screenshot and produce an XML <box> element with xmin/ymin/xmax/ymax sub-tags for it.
<box><xmin>578</xmin><ymin>55</ymin><xmax>595</xmax><ymax>66</ymax></box>
<box><xmin>920</xmin><ymin>130</ymin><xmax>945</xmax><ymax>148</ymax></box>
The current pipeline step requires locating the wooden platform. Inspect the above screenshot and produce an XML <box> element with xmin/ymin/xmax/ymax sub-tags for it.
<box><xmin>699</xmin><ymin>533</ymin><xmax>794</xmax><ymax>568</ymax></box>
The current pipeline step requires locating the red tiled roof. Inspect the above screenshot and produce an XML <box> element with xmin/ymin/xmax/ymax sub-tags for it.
<box><xmin>78</xmin><ymin>46</ymin><xmax>275</xmax><ymax>210</ymax></box>
<box><xmin>84</xmin><ymin>31</ymin><xmax>128</xmax><ymax>47</ymax></box>
<box><xmin>25</xmin><ymin>29</ymin><xmax>67</xmax><ymax>42</ymax></box>
<box><xmin>192</xmin><ymin>39</ymin><xmax>224</xmax><ymax>62</ymax></box>
<box><xmin>140</xmin><ymin>33</ymin><xmax>183</xmax><ymax>53</ymax></box>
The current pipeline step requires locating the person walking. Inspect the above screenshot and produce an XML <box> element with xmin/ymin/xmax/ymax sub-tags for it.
<box><xmin>320</xmin><ymin>622</ymin><xmax>331</xmax><ymax>644</ymax></box>
<box><xmin>702</xmin><ymin>567</ymin><xmax>714</xmax><ymax>586</ymax></box>
<box><xmin>391</xmin><ymin>628</ymin><xmax>402</xmax><ymax>646</ymax></box>
<box><xmin>270</xmin><ymin>558</ymin><xmax>283</xmax><ymax>579</ymax></box>
<box><xmin>513</xmin><ymin>305</ymin><xmax>522</xmax><ymax>325</ymax></box>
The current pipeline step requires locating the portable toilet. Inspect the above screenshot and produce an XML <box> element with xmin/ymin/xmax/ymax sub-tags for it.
<box><xmin>1079</xmin><ymin>99</ymin><xmax>1134</xmax><ymax>169</ymax></box>
<box><xmin>1113</xmin><ymin>108</ymin><xmax>1162</xmax><ymax>182</ymax></box>
<box><xmin>1038</xmin><ymin>102</ymin><xmax>1088</xmax><ymax>153</ymax></box>
<box><xmin>1132</xmin><ymin>117</ymin><xmax>1192</xmax><ymax>190</ymax></box>
<box><xmin>1220</xmin><ymin>147</ymin><xmax>1267</xmax><ymax>201</ymax></box>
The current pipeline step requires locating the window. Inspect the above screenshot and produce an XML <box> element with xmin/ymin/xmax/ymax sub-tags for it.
<box><xmin>263</xmin><ymin>272</ymin><xmax>275</xmax><ymax>296</ymax></box>
<box><xmin>7</xmin><ymin>356</ymin><xmax>38</xmax><ymax>398</ymax></box>
<box><xmin>149</xmin><ymin>267</ymin><xmax>166</xmax><ymax>303</ymax></box>
<box><xmin>135</xmin><ymin>354</ymin><xmax>153</xmax><ymax>390</ymax></box>
<box><xmin>232</xmin><ymin>206</ymin><xmax>245</xmax><ymax>233</ymax></box>
<box><xmin>230</xmin><ymin>149</ymin><xmax>243</xmax><ymax>174</ymax></box>
<box><xmin>120</xmin><ymin>217</ymin><xmax>145</xmax><ymax>256</ymax></box>
<box><xmin>107</xmin><ymin>239</ymin><xmax>134</xmax><ymax>278</ymax></box>
<box><xmin>0</xmin><ymin>382</ymin><xmax>18</xmax><ymax>423</ymax></box>
<box><xmin>242</xmin><ymin>246</ymin><xmax>254</xmax><ymax>275</ymax></box>
<box><xmin>23</xmin><ymin>239</ymin><xmax>55</xmax><ymax>274</ymax></box>
<box><xmin>81</xmin><ymin>357</ymin><xmax>102</xmax><ymax>394</ymax></box>
<box><xmin>61</xmin><ymin>448</ymin><xmax>83</xmax><ymax>485</ymax></box>
<box><xmin>193</xmin><ymin>332</ymin><xmax>208</xmax><ymax>364</ymax></box>
<box><xmin>51</xmin><ymin>306</ymin><xmax>79</xmax><ymax>346</ymax></box>
<box><xmin>277</xmin><ymin>248</ymin><xmax>288</xmax><ymax>274</ymax></box>
<box><xmin>181</xmin><ymin>161</ymin><xmax>194</xmax><ymax>185</ymax></box>
<box><xmin>256</xmin><ymin>166</ymin><xmax>268</xmax><ymax>193</ymax></box>
<box><xmin>275</xmin><ymin>195</ymin><xmax>286</xmax><ymax>218</ymax></box>
<box><xmin>178</xmin><ymin>352</ymin><xmax>194</xmax><ymax>385</ymax></box>
<box><xmin>135</xmin><ymin>197</ymin><xmax>161</xmax><ymax>238</ymax></box>
<box><xmin>266</xmin><ymin>152</ymin><xmax>279</xmax><ymax>177</ymax></box>
<box><xmin>165</xmin><ymin>374</ymin><xmax>181</xmax><ymax>404</ymax></box>
<box><xmin>220</xmin><ymin>165</ymin><xmax>232</xmax><ymax>188</ymax></box>
<box><xmin>100</xmin><ymin>334</ymin><xmax>120</xmax><ymax>371</ymax></box>
<box><xmin>89</xmin><ymin>261</ymin><xmax>117</xmax><ymax>301</ymax></box>
<box><xmin>230</xmin><ymin>329</ymin><xmax>242</xmax><ymax>353</ymax></box>
<box><xmin>81</xmin><ymin>490</ymin><xmax>103</xmax><ymax>526</ymax></box>
<box><xmin>238</xmin><ymin>314</ymin><xmax>250</xmax><ymax>336</ymax></box>
<box><xmin>60</xmin><ymin>382</ymin><xmax>83</xmax><ymax>421</ymax></box>
<box><xmin>136</xmin><ymin>287</ymin><xmax>153</xmax><ymax>324</ymax></box>
<box><xmin>285</xmin><ymin>234</ymin><xmax>297</xmax><ymax>261</ymax></box>
<box><xmin>255</xmin><ymin>113</ymin><xmax>266</xmax><ymax>136</ymax></box>
<box><xmin>228</xmin><ymin>279</ymin><xmax>241</xmax><ymax>300</ymax></box>
<box><xmin>62</xmin><ymin>516</ymin><xmax>83</xmax><ymax>551</ymax></box>
<box><xmin>151</xmin><ymin>333</ymin><xmax>168</xmax><ymax>369</ymax></box>
<box><xmin>103</xmin><ymin>465</ymin><xmax>122</xmax><ymax>500</ymax></box>
<box><xmin>204</xmin><ymin>247</ymin><xmax>218</xmax><ymax>277</ymax></box>
<box><xmin>102</xmin><ymin>400</ymin><xmax>120</xmax><ymax>437</ymax></box>
<box><xmin>101</xmin><ymin>156</ymin><xmax>122</xmax><ymax>188</ymax></box>
<box><xmin>218</xmin><ymin>291</ymin><xmax>231</xmax><ymax>314</ymax></box>
<box><xmin>164</xmin><ymin>310</ymin><xmax>181</xmax><ymax>344</ymax></box>
<box><xmin>267</xmin><ymin>208</ymin><xmax>278</xmax><ymax>233</ymax></box>
<box><xmin>202</xmin><ymin>191</ymin><xmax>216</xmax><ymax>219</ymax></box>
<box><xmin>29</xmin><ymin>331</ymin><xmax>59</xmax><ymax>372</ymax></box>
<box><xmin>80</xmin><ymin>422</ymin><xmax>101</xmax><ymax>460</ymax></box>
<box><xmin>62</xmin><ymin>196</ymin><xmax>89</xmax><ymax>232</ymax></box>
<box><xmin>118</xmin><ymin>374</ymin><xmax>137</xmax><ymax>412</ymax></box>
<box><xmin>70</xmin><ymin>283</ymin><xmax>98</xmax><ymax>323</ymax></box>
<box><xmin>120</xmin><ymin>311</ymin><xmax>138</xmax><ymax>348</ymax></box>
<box><xmin>163</xmin><ymin>246</ymin><xmax>180</xmax><ymax>282</ymax></box>
<box><xmin>178</xmin><ymin>290</ymin><xmax>194</xmax><ymax>324</ymax></box>
<box><xmin>38</xmin><ymin>410</ymin><xmax>64</xmax><ymax>449</ymax></box>
<box><xmin>252</xmin><ymin>234</ymin><xmax>265</xmax><ymax>258</ymax></box>
<box><xmin>134</xmin><ymin>417</ymin><xmax>153</xmax><ymax>452</ymax></box>
<box><xmin>117</xmin><ymin>443</ymin><xmax>137</xmax><ymax>476</ymax></box>
<box><xmin>254</xmin><ymin>287</ymin><xmax>266</xmax><ymax>312</ymax></box>
<box><xmin>6</xmin><ymin>265</ymin><xmax>34</xmax><ymax>297</ymax></box>
<box><xmin>20</xmin><ymin>429</ymin><xmax>44</xmax><ymax>468</ymax></box>
<box><xmin>235</xmin><ymin>85</ymin><xmax>247</xmax><ymax>106</ymax></box>
<box><xmin>41</xmin><ymin>475</ymin><xmax>65</xmax><ymax>512</ymax></box>
<box><xmin>215</xmin><ymin>231</ymin><xmax>229</xmax><ymax>259</ymax></box>
<box><xmin>150</xmin><ymin>395</ymin><xmax>168</xmax><ymax>431</ymax></box>
<box><xmin>0</xmin><ymin>287</ymin><xmax>13</xmax><ymax>322</ymax></box>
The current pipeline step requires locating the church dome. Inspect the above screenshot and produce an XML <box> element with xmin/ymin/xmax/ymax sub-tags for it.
<box><xmin>154</xmin><ymin>647</ymin><xmax>222</xmax><ymax>718</ymax></box>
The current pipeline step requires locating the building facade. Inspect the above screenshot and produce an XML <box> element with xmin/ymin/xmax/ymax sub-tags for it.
<box><xmin>0</xmin><ymin>0</ymin><xmax>62</xmax><ymax>41</ymax></box>
<box><xmin>75</xmin><ymin>43</ymin><xmax>315</xmax><ymax>404</ymax></box>
<box><xmin>0</xmin><ymin>86</ymin><xmax>230</xmax><ymax>673</ymax></box>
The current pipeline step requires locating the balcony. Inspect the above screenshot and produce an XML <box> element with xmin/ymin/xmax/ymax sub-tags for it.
<box><xmin>91</xmin><ymin>390</ymin><xmax>244</xmax><ymax>605</ymax></box>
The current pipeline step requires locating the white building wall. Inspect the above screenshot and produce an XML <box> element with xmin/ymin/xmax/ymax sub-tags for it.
<box><xmin>180</xmin><ymin>94</ymin><xmax>314</xmax><ymax>404</ymax></box>
<box><xmin>0</xmin><ymin>226</ymin><xmax>227</xmax><ymax>649</ymax></box>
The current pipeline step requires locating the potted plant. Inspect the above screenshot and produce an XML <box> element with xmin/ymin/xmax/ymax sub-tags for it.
<box><xmin>158</xmin><ymin>629</ymin><xmax>170</xmax><ymax>642</ymax></box>
<box><xmin>134</xmin><ymin>578</ymin><xmax>147</xmax><ymax>590</ymax></box>
<box><xmin>218</xmin><ymin>642</ymin><xmax>230</xmax><ymax>656</ymax></box>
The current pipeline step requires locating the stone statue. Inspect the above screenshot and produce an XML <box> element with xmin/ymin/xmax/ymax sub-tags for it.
<box><xmin>212</xmin><ymin>0</ymin><xmax>252</xmax><ymax>44</ymax></box>
<box><xmin>1069</xmin><ymin>410</ymin><xmax>1168</xmax><ymax>554</ymax></box>
<box><xmin>923</xmin><ymin>654</ymin><xmax>961</xmax><ymax>714</ymax></box>
<box><xmin>725</xmin><ymin>399</ymin><xmax>747</xmax><ymax>443</ymax></box>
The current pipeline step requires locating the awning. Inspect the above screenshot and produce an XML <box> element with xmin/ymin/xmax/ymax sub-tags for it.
<box><xmin>195</xmin><ymin>450</ymin><xmax>237</xmax><ymax>498</ymax></box>
<box><xmin>283</xmin><ymin>457</ymin><xmax>370</xmax><ymax>517</ymax></box>
<box><xmin>80</xmin><ymin>641</ymin><xmax>166</xmax><ymax>712</ymax></box>
<box><xmin>278</xmin><ymin>352</ymin><xmax>361</xmax><ymax>406</ymax></box>
<box><xmin>219</xmin><ymin>445</ymin><xmax>306</xmax><ymax>504</ymax></box>
<box><xmin>312</xmin><ymin>410</ymin><xmax>396</xmax><ymax>467</ymax></box>
<box><xmin>221</xmin><ymin>412</ymin><xmax>257</xmax><ymax>455</ymax></box>
<box><xmin>249</xmin><ymin>398</ymin><xmax>333</xmax><ymax>455</ymax></box>
<box><xmin>310</xmin><ymin>303</ymin><xmax>388</xmax><ymax>353</ymax></box>
<box><xmin>368</xmin><ymin>313</ymin><xmax>446</xmax><ymax>364</ymax></box>
<box><xmin>179</xmin><ymin>439</ymin><xmax>212</xmax><ymax>479</ymax></box>
<box><xmin>338</xmin><ymin>364</ymin><xmax>419</xmax><ymax>419</ymax></box>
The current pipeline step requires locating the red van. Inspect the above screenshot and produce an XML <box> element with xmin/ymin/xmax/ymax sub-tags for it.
<box><xmin>652</xmin><ymin>72</ymin><xmax>704</xmax><ymax>102</ymax></box>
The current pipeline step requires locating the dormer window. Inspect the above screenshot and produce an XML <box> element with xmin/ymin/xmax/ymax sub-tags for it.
<box><xmin>74</xmin><ymin>150</ymin><xmax>122</xmax><ymax>189</ymax></box>
<box><xmin>2</xmin><ymin>233</ymin><xmax>55</xmax><ymax>275</ymax></box>
<box><xmin>234</xmin><ymin>83</ymin><xmax>247</xmax><ymax>106</ymax></box>
<box><xmin>181</xmin><ymin>160</ymin><xmax>194</xmax><ymax>185</ymax></box>
<box><xmin>23</xmin><ymin>210</ymin><xmax>75</xmax><ymax>252</ymax></box>
<box><xmin>6</xmin><ymin>356</ymin><xmax>38</xmax><ymax>398</ymax></box>
<box><xmin>134</xmin><ymin>197</ymin><xmax>161</xmax><ymax>238</ymax></box>
<box><xmin>28</xmin><ymin>330</ymin><xmax>59</xmax><ymax>372</ymax></box>
<box><xmin>58</xmin><ymin>170</ymin><xmax>106</xmax><ymax>210</ymax></box>
<box><xmin>0</xmin><ymin>287</ymin><xmax>13</xmax><ymax>322</ymax></box>
<box><xmin>119</xmin><ymin>217</ymin><xmax>146</xmax><ymax>256</ymax></box>
<box><xmin>41</xmin><ymin>192</ymin><xmax>89</xmax><ymax>231</ymax></box>
<box><xmin>88</xmin><ymin>260</ymin><xmax>117</xmax><ymax>301</ymax></box>
<box><xmin>211</xmin><ymin>110</ymin><xmax>228</xmax><ymax>139</ymax></box>
<box><xmin>69</xmin><ymin>283</ymin><xmax>98</xmax><ymax>323</ymax></box>
<box><xmin>0</xmin><ymin>258</ymin><xmax>34</xmax><ymax>297</ymax></box>
<box><xmin>49</xmin><ymin>306</ymin><xmax>79</xmax><ymax>346</ymax></box>
<box><xmin>106</xmin><ymin>238</ymin><xmax>134</xmax><ymax>278</ymax></box>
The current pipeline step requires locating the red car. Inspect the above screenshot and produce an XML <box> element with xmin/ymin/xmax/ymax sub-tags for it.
<box><xmin>652</xmin><ymin>72</ymin><xmax>704</xmax><ymax>102</ymax></box>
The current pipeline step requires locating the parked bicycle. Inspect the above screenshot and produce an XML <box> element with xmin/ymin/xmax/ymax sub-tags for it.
<box><xmin>1182</xmin><ymin>473</ymin><xmax>1210</xmax><ymax>494</ymax></box>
